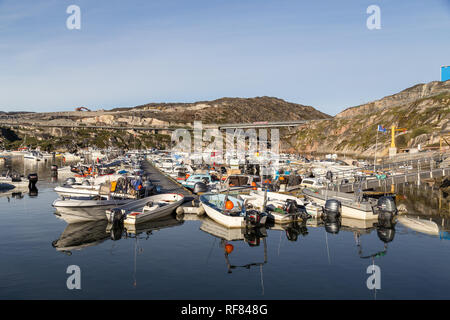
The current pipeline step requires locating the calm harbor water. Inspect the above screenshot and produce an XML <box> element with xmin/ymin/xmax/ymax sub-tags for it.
<box><xmin>1</xmin><ymin>159</ymin><xmax>450</xmax><ymax>299</ymax></box>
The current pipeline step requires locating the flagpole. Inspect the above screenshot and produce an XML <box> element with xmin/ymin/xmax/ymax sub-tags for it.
<box><xmin>374</xmin><ymin>127</ymin><xmax>379</xmax><ymax>172</ymax></box>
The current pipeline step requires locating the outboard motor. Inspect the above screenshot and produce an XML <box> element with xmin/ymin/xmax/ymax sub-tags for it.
<box><xmin>297</xmin><ymin>205</ymin><xmax>312</xmax><ymax>221</ymax></box>
<box><xmin>245</xmin><ymin>209</ymin><xmax>263</xmax><ymax>227</ymax></box>
<box><xmin>283</xmin><ymin>199</ymin><xmax>298</xmax><ymax>214</ymax></box>
<box><xmin>27</xmin><ymin>173</ymin><xmax>38</xmax><ymax>196</ymax></box>
<box><xmin>65</xmin><ymin>177</ymin><xmax>76</xmax><ymax>185</ymax></box>
<box><xmin>193</xmin><ymin>182</ymin><xmax>208</xmax><ymax>194</ymax></box>
<box><xmin>283</xmin><ymin>199</ymin><xmax>312</xmax><ymax>221</ymax></box>
<box><xmin>323</xmin><ymin>199</ymin><xmax>341</xmax><ymax>219</ymax></box>
<box><xmin>108</xmin><ymin>208</ymin><xmax>124</xmax><ymax>226</ymax></box>
<box><xmin>375</xmin><ymin>196</ymin><xmax>398</xmax><ymax>222</ymax></box>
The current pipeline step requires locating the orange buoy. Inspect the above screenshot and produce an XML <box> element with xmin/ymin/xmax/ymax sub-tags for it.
<box><xmin>225</xmin><ymin>200</ymin><xmax>234</xmax><ymax>210</ymax></box>
<box><xmin>251</xmin><ymin>181</ymin><xmax>257</xmax><ymax>190</ymax></box>
<box><xmin>225</xmin><ymin>243</ymin><xmax>234</xmax><ymax>254</ymax></box>
<box><xmin>279</xmin><ymin>176</ymin><xmax>285</xmax><ymax>181</ymax></box>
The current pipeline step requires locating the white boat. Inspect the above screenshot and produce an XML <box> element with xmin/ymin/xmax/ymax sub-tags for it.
<box><xmin>53</xmin><ymin>195</ymin><xmax>134</xmax><ymax>208</ymax></box>
<box><xmin>397</xmin><ymin>216</ymin><xmax>440</xmax><ymax>236</ymax></box>
<box><xmin>300</xmin><ymin>177</ymin><xmax>326</xmax><ymax>189</ymax></box>
<box><xmin>61</xmin><ymin>153</ymin><xmax>81</xmax><ymax>162</ymax></box>
<box><xmin>74</xmin><ymin>173</ymin><xmax>123</xmax><ymax>184</ymax></box>
<box><xmin>54</xmin><ymin>184</ymin><xmax>101</xmax><ymax>197</ymax></box>
<box><xmin>0</xmin><ymin>172</ymin><xmax>29</xmax><ymax>189</ymax></box>
<box><xmin>239</xmin><ymin>191</ymin><xmax>322</xmax><ymax>222</ymax></box>
<box><xmin>106</xmin><ymin>193</ymin><xmax>184</xmax><ymax>225</ymax></box>
<box><xmin>23</xmin><ymin>151</ymin><xmax>43</xmax><ymax>161</ymax></box>
<box><xmin>200</xmin><ymin>194</ymin><xmax>246</xmax><ymax>228</ymax></box>
<box><xmin>54</xmin><ymin>206</ymin><xmax>113</xmax><ymax>223</ymax></box>
<box><xmin>302</xmin><ymin>188</ymin><xmax>378</xmax><ymax>220</ymax></box>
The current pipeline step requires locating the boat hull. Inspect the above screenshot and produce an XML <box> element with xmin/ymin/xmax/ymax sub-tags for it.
<box><xmin>200</xmin><ymin>194</ymin><xmax>245</xmax><ymax>228</ymax></box>
<box><xmin>106</xmin><ymin>193</ymin><xmax>185</xmax><ymax>225</ymax></box>
<box><xmin>303</xmin><ymin>188</ymin><xmax>378</xmax><ymax>220</ymax></box>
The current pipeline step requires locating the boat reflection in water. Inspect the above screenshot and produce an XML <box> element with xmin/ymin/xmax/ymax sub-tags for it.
<box><xmin>52</xmin><ymin>220</ymin><xmax>109</xmax><ymax>255</ymax></box>
<box><xmin>106</xmin><ymin>216</ymin><xmax>184</xmax><ymax>287</ymax></box>
<box><xmin>53</xmin><ymin>208</ymin><xmax>184</xmax><ymax>287</ymax></box>
<box><xmin>106</xmin><ymin>215</ymin><xmax>184</xmax><ymax>239</ymax></box>
<box><xmin>268</xmin><ymin>220</ymin><xmax>309</xmax><ymax>242</ymax></box>
<box><xmin>198</xmin><ymin>216</ymin><xmax>268</xmax><ymax>294</ymax></box>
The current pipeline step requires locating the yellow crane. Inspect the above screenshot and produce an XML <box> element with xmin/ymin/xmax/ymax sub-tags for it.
<box><xmin>390</xmin><ymin>125</ymin><xmax>407</xmax><ymax>148</ymax></box>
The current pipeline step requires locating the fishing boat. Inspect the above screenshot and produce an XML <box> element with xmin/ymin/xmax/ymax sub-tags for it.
<box><xmin>53</xmin><ymin>188</ymin><xmax>137</xmax><ymax>222</ymax></box>
<box><xmin>23</xmin><ymin>151</ymin><xmax>43</xmax><ymax>161</ymax></box>
<box><xmin>200</xmin><ymin>194</ymin><xmax>246</xmax><ymax>228</ymax></box>
<box><xmin>200</xmin><ymin>193</ymin><xmax>269</xmax><ymax>228</ymax></box>
<box><xmin>181</xmin><ymin>173</ymin><xmax>214</xmax><ymax>190</ymax></box>
<box><xmin>106</xmin><ymin>193</ymin><xmax>185</xmax><ymax>225</ymax></box>
<box><xmin>55</xmin><ymin>175</ymin><xmax>154</xmax><ymax>198</ymax></box>
<box><xmin>239</xmin><ymin>191</ymin><xmax>319</xmax><ymax>222</ymax></box>
<box><xmin>0</xmin><ymin>171</ymin><xmax>29</xmax><ymax>189</ymax></box>
<box><xmin>54</xmin><ymin>205</ymin><xmax>114</xmax><ymax>223</ymax></box>
<box><xmin>52</xmin><ymin>195</ymin><xmax>134</xmax><ymax>209</ymax></box>
<box><xmin>302</xmin><ymin>188</ymin><xmax>379</xmax><ymax>220</ymax></box>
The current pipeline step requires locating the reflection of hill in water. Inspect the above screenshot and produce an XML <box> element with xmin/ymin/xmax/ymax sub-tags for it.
<box><xmin>1</xmin><ymin>155</ymin><xmax>70</xmax><ymax>184</ymax></box>
<box><xmin>396</xmin><ymin>183</ymin><xmax>449</xmax><ymax>216</ymax></box>
<box><xmin>394</xmin><ymin>183</ymin><xmax>450</xmax><ymax>232</ymax></box>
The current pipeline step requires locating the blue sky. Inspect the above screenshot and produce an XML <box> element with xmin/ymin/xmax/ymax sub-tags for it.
<box><xmin>0</xmin><ymin>0</ymin><xmax>449</xmax><ymax>115</ymax></box>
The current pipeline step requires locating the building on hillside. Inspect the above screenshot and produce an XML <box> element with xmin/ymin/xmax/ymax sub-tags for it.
<box><xmin>442</xmin><ymin>65</ymin><xmax>450</xmax><ymax>82</ymax></box>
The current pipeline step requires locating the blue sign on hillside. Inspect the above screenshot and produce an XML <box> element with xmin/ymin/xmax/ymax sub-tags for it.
<box><xmin>442</xmin><ymin>66</ymin><xmax>450</xmax><ymax>82</ymax></box>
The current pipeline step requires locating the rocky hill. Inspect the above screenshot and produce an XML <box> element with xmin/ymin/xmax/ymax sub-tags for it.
<box><xmin>112</xmin><ymin>97</ymin><xmax>330</xmax><ymax>125</ymax></box>
<box><xmin>0</xmin><ymin>97</ymin><xmax>329</xmax><ymax>151</ymax></box>
<box><xmin>286</xmin><ymin>80</ymin><xmax>450</xmax><ymax>156</ymax></box>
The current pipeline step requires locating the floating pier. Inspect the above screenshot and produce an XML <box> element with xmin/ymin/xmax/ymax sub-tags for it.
<box><xmin>141</xmin><ymin>161</ymin><xmax>193</xmax><ymax>199</ymax></box>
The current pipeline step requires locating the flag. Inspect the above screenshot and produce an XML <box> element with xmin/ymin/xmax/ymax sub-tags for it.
<box><xmin>377</xmin><ymin>125</ymin><xmax>387</xmax><ymax>132</ymax></box>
